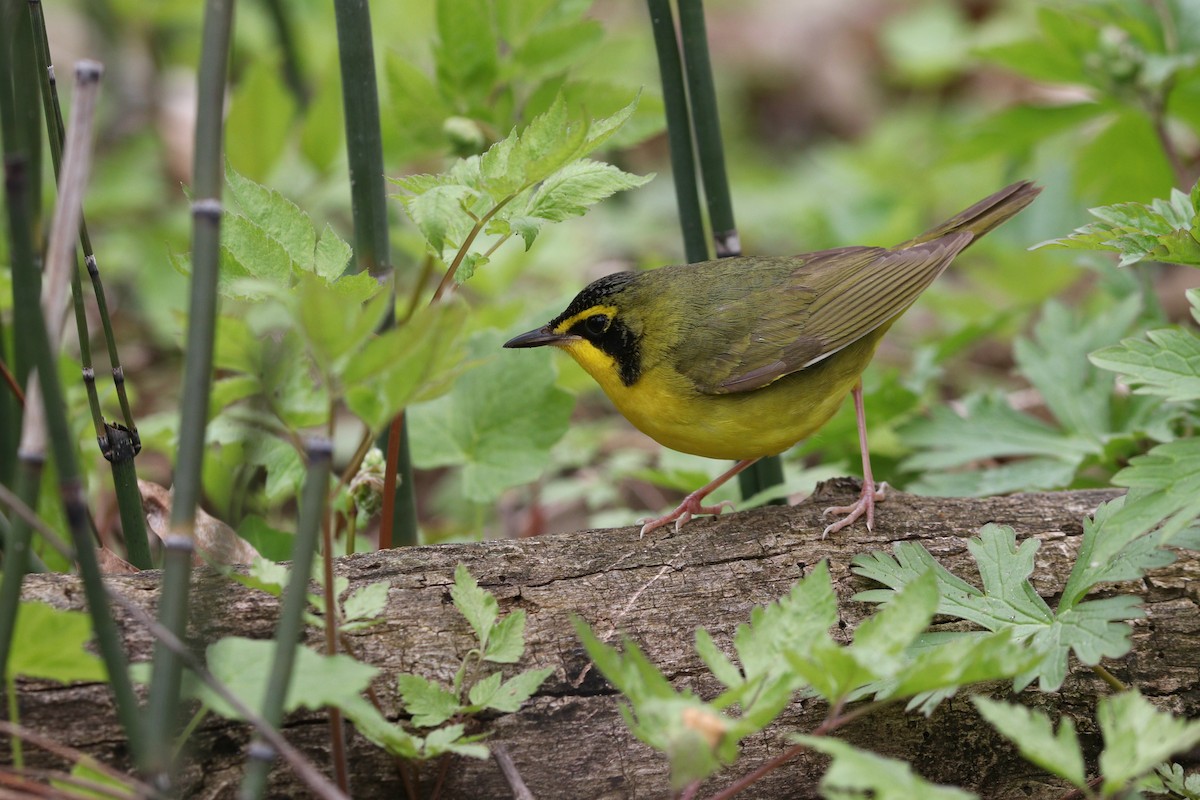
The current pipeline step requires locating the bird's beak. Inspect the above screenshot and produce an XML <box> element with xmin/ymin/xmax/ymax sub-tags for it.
<box><xmin>503</xmin><ymin>325</ymin><xmax>577</xmax><ymax>349</ymax></box>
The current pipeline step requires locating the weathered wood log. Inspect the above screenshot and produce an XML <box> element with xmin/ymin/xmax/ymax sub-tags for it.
<box><xmin>10</xmin><ymin>482</ymin><xmax>1199</xmax><ymax>799</ymax></box>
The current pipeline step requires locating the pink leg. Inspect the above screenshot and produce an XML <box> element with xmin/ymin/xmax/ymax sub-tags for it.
<box><xmin>822</xmin><ymin>381</ymin><xmax>887</xmax><ymax>538</ymax></box>
<box><xmin>639</xmin><ymin>459</ymin><xmax>759</xmax><ymax>537</ymax></box>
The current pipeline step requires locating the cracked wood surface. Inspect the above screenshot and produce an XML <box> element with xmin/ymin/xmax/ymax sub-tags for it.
<box><xmin>10</xmin><ymin>481</ymin><xmax>1200</xmax><ymax>799</ymax></box>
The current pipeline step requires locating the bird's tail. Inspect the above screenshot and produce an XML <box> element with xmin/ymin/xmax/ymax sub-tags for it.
<box><xmin>899</xmin><ymin>180</ymin><xmax>1042</xmax><ymax>250</ymax></box>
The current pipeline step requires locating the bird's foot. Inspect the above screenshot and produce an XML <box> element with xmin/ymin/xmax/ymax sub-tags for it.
<box><xmin>821</xmin><ymin>481</ymin><xmax>888</xmax><ymax>538</ymax></box>
<box><xmin>639</xmin><ymin>495</ymin><xmax>735</xmax><ymax>537</ymax></box>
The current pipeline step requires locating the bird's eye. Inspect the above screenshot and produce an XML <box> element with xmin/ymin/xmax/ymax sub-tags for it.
<box><xmin>583</xmin><ymin>314</ymin><xmax>609</xmax><ymax>337</ymax></box>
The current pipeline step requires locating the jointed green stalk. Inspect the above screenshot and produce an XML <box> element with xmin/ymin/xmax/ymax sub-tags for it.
<box><xmin>240</xmin><ymin>438</ymin><xmax>334</xmax><ymax>800</ymax></box>
<box><xmin>145</xmin><ymin>0</ymin><xmax>236</xmax><ymax>785</ymax></box>
<box><xmin>333</xmin><ymin>0</ymin><xmax>419</xmax><ymax>548</ymax></box>
<box><xmin>648</xmin><ymin>0</ymin><xmax>784</xmax><ymax>502</ymax></box>
<box><xmin>27</xmin><ymin>0</ymin><xmax>151</xmax><ymax>568</ymax></box>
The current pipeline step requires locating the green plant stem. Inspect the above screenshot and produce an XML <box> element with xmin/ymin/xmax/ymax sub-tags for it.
<box><xmin>645</xmin><ymin>0</ymin><xmax>707</xmax><ymax>264</ymax></box>
<box><xmin>651</xmin><ymin>0</ymin><xmax>784</xmax><ymax>502</ymax></box>
<box><xmin>146</xmin><ymin>0</ymin><xmax>235</xmax><ymax>787</ymax></box>
<box><xmin>1092</xmin><ymin>664</ymin><xmax>1127</xmax><ymax>693</ymax></box>
<box><xmin>259</xmin><ymin>0</ymin><xmax>308</xmax><ymax>107</ymax></box>
<box><xmin>5</xmin><ymin>678</ymin><xmax>22</xmax><ymax>771</ymax></box>
<box><xmin>240</xmin><ymin>437</ymin><xmax>333</xmax><ymax>800</ymax></box>
<box><xmin>334</xmin><ymin>0</ymin><xmax>418</xmax><ymax>548</ymax></box>
<box><xmin>4</xmin><ymin>61</ymin><xmax>148</xmax><ymax>769</ymax></box>
<box><xmin>102</xmin><ymin>592</ymin><xmax>348</xmax><ymax>800</ymax></box>
<box><xmin>28</xmin><ymin>3</ymin><xmax>149</xmax><ymax>565</ymax></box>
<box><xmin>320</xmin><ymin>511</ymin><xmax>351</xmax><ymax>793</ymax></box>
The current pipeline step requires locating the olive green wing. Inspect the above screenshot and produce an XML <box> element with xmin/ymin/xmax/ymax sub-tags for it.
<box><xmin>684</xmin><ymin>233</ymin><xmax>972</xmax><ymax>395</ymax></box>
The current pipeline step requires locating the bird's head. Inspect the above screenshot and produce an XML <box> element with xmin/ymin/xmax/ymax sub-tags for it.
<box><xmin>504</xmin><ymin>271</ymin><xmax>647</xmax><ymax>388</ymax></box>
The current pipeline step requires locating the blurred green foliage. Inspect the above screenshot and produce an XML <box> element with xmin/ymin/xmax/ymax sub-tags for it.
<box><xmin>4</xmin><ymin>0</ymin><xmax>1200</xmax><ymax>546</ymax></box>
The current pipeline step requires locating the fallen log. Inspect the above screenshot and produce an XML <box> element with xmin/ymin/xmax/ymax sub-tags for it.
<box><xmin>10</xmin><ymin>482</ymin><xmax>1199</xmax><ymax>799</ymax></box>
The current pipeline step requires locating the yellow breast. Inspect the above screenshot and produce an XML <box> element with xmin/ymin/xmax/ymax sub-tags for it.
<box><xmin>558</xmin><ymin>334</ymin><xmax>881</xmax><ymax>461</ymax></box>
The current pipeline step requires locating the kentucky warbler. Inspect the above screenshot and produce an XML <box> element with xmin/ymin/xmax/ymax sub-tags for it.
<box><xmin>505</xmin><ymin>181</ymin><xmax>1041</xmax><ymax>536</ymax></box>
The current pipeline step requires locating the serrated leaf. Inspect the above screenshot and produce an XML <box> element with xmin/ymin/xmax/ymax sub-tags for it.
<box><xmin>484</xmin><ymin>609</ymin><xmax>526</xmax><ymax>663</ymax></box>
<box><xmin>881</xmin><ymin>630</ymin><xmax>1039</xmax><ymax>704</ymax></box>
<box><xmin>972</xmin><ymin>697</ymin><xmax>1086</xmax><ymax>787</ymax></box>
<box><xmin>451</xmin><ymin>563</ymin><xmax>498</xmax><ymax>652</ymax></box>
<box><xmin>339</xmin><ymin>694</ymin><xmax>421</xmax><ymax>759</ymax></box>
<box><xmin>1099</xmin><ymin>690</ymin><xmax>1200</xmax><ymax>794</ymax></box>
<box><xmin>397</xmin><ymin>183</ymin><xmax>478</xmax><ymax>255</ymax></box>
<box><xmin>1037</xmin><ymin>178</ymin><xmax>1200</xmax><ymax>267</ymax></box>
<box><xmin>853</xmin><ymin>525</ymin><xmax>1136</xmax><ymax>691</ymax></box>
<box><xmin>1015</xmin><ymin>298</ymin><xmax>1141</xmax><ymax>443</ymax></box>
<box><xmin>343</xmin><ymin>581</ymin><xmax>390</xmax><ymax>623</ymax></box>
<box><xmin>220</xmin><ymin>214</ymin><xmax>294</xmax><ymax>291</ymax></box>
<box><xmin>398</xmin><ymin>673</ymin><xmax>462</xmax><ymax>728</ymax></box>
<box><xmin>409</xmin><ymin>330</ymin><xmax>573</xmax><ymax>502</ymax></box>
<box><xmin>900</xmin><ymin>392</ymin><xmax>1093</xmax><ymax>472</ymax></box>
<box><xmin>793</xmin><ymin>736</ymin><xmax>977</xmax><ymax>800</ymax></box>
<box><xmin>423</xmin><ymin>723</ymin><xmax>490</xmax><ymax>759</ymax></box>
<box><xmin>473</xmin><ymin>667</ymin><xmax>553</xmax><ymax>713</ymax></box>
<box><xmin>524</xmin><ymin>159</ymin><xmax>651</xmax><ymax>222</ymax></box>
<box><xmin>314</xmin><ymin>224</ymin><xmax>353</xmax><ymax>280</ymax></box>
<box><xmin>9</xmin><ymin>601</ymin><xmax>106</xmax><ymax>683</ymax></box>
<box><xmin>1091</xmin><ymin>327</ymin><xmax>1200</xmax><ymax>403</ymax></box>
<box><xmin>226</xmin><ymin>167</ymin><xmax>315</xmax><ymax>269</ymax></box>
<box><xmin>343</xmin><ymin>298</ymin><xmax>470</xmax><ymax>430</ymax></box>
<box><xmin>849</xmin><ymin>570</ymin><xmax>939</xmax><ymax>678</ymax></box>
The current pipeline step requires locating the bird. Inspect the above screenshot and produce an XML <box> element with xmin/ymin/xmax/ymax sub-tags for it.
<box><xmin>504</xmin><ymin>181</ymin><xmax>1041</xmax><ymax>537</ymax></box>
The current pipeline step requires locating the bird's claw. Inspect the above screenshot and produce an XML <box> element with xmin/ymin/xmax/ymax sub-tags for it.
<box><xmin>639</xmin><ymin>498</ymin><xmax>735</xmax><ymax>537</ymax></box>
<box><xmin>821</xmin><ymin>481</ymin><xmax>888</xmax><ymax>538</ymax></box>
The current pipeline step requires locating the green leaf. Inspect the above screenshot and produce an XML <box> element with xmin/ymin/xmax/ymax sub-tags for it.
<box><xmin>900</xmin><ymin>392</ymin><xmax>1094</xmax><ymax>472</ymax></box>
<box><xmin>484</xmin><ymin>609</ymin><xmax>527</xmax><ymax>663</ymax></box>
<box><xmin>1014</xmin><ymin>297</ymin><xmax>1141</xmax><ymax>443</ymax></box>
<box><xmin>853</xmin><ymin>525</ymin><xmax>1137</xmax><ymax>691</ymax></box>
<box><xmin>908</xmin><ymin>458</ymin><xmax>1081</xmax><ymax>497</ymax></box>
<box><xmin>409</xmin><ymin>330</ymin><xmax>574</xmax><ymax>502</ymax></box>
<box><xmin>1039</xmin><ymin>180</ymin><xmax>1200</xmax><ymax>266</ymax></box>
<box><xmin>384</xmin><ymin>52</ymin><xmax>452</xmax><ymax>161</ymax></box>
<box><xmin>972</xmin><ymin>697</ymin><xmax>1086</xmax><ymax>787</ymax></box>
<box><xmin>225</xmin><ymin>60</ymin><xmax>295</xmax><ymax>180</ymax></box>
<box><xmin>343</xmin><ymin>298</ymin><xmax>470</xmax><ymax>430</ymax></box>
<box><xmin>434</xmin><ymin>0</ymin><xmax>499</xmax><ymax>104</ymax></box>
<box><xmin>793</xmin><ymin>736</ymin><xmax>977</xmax><ymax>800</ymax></box>
<box><xmin>225</xmin><ymin>166</ymin><xmax>315</xmax><ymax>269</ymax></box>
<box><xmin>295</xmin><ymin>273</ymin><xmax>390</xmax><ymax>374</ymax></box>
<box><xmin>342</xmin><ymin>581</ymin><xmax>390</xmax><ymax>628</ymax></box>
<box><xmin>313</xmin><ymin>224</ymin><xmax>353</xmax><ymax>281</ymax></box>
<box><xmin>396</xmin><ymin>183</ymin><xmax>478</xmax><ymax>256</ymax></box>
<box><xmin>450</xmin><ymin>563</ymin><xmax>498</xmax><ymax>652</ymax></box>
<box><xmin>514</xmin><ymin>20</ymin><xmax>604</xmax><ymax>77</ymax></box>
<box><xmin>883</xmin><ymin>629</ymin><xmax>1040</xmax><ymax>704</ymax></box>
<box><xmin>184</xmin><ymin>637</ymin><xmax>378</xmax><ymax>720</ymax></box>
<box><xmin>340</xmin><ymin>695</ymin><xmax>422</xmax><ymax>759</ymax></box>
<box><xmin>469</xmin><ymin>667</ymin><xmax>553</xmax><ymax>713</ymax></box>
<box><xmin>219</xmin><ymin>213</ymin><xmax>294</xmax><ymax>292</ymax></box>
<box><xmin>1099</xmin><ymin>690</ymin><xmax>1200</xmax><ymax>794</ymax></box>
<box><xmin>525</xmin><ymin>159</ymin><xmax>651</xmax><ymax>222</ymax></box>
<box><xmin>423</xmin><ymin>723</ymin><xmax>490</xmax><ymax>759</ymax></box>
<box><xmin>1091</xmin><ymin>327</ymin><xmax>1200</xmax><ymax>403</ymax></box>
<box><xmin>398</xmin><ymin>673</ymin><xmax>462</xmax><ymax>728</ymax></box>
<box><xmin>9</xmin><ymin>601</ymin><xmax>106</xmax><ymax>683</ymax></box>
<box><xmin>299</xmin><ymin>60</ymin><xmax>344</xmax><ymax>172</ymax></box>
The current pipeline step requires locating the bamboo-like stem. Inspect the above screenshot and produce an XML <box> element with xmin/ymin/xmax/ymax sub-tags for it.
<box><xmin>240</xmin><ymin>438</ymin><xmax>333</xmax><ymax>800</ymax></box>
<box><xmin>27</xmin><ymin>0</ymin><xmax>151</xmax><ymax>567</ymax></box>
<box><xmin>145</xmin><ymin>0</ymin><xmax>236</xmax><ymax>787</ymax></box>
<box><xmin>645</xmin><ymin>0</ymin><xmax>708</xmax><ymax>264</ymax></box>
<box><xmin>8</xmin><ymin>60</ymin><xmax>149</xmax><ymax>769</ymax></box>
<box><xmin>101</xmin><ymin>590</ymin><xmax>349</xmax><ymax>800</ymax></box>
<box><xmin>333</xmin><ymin>0</ymin><xmax>418</xmax><ymax>547</ymax></box>
<box><xmin>662</xmin><ymin>0</ymin><xmax>785</xmax><ymax>501</ymax></box>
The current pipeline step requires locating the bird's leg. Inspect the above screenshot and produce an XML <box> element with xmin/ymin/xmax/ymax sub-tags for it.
<box><xmin>822</xmin><ymin>381</ymin><xmax>887</xmax><ymax>538</ymax></box>
<box><xmin>639</xmin><ymin>458</ymin><xmax>759</xmax><ymax>537</ymax></box>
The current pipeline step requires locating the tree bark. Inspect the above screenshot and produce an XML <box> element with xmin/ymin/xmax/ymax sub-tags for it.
<box><xmin>9</xmin><ymin>482</ymin><xmax>1200</xmax><ymax>799</ymax></box>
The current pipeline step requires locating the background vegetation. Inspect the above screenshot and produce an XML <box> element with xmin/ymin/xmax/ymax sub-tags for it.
<box><xmin>2</xmin><ymin>0</ymin><xmax>1199</xmax><ymax>796</ymax></box>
